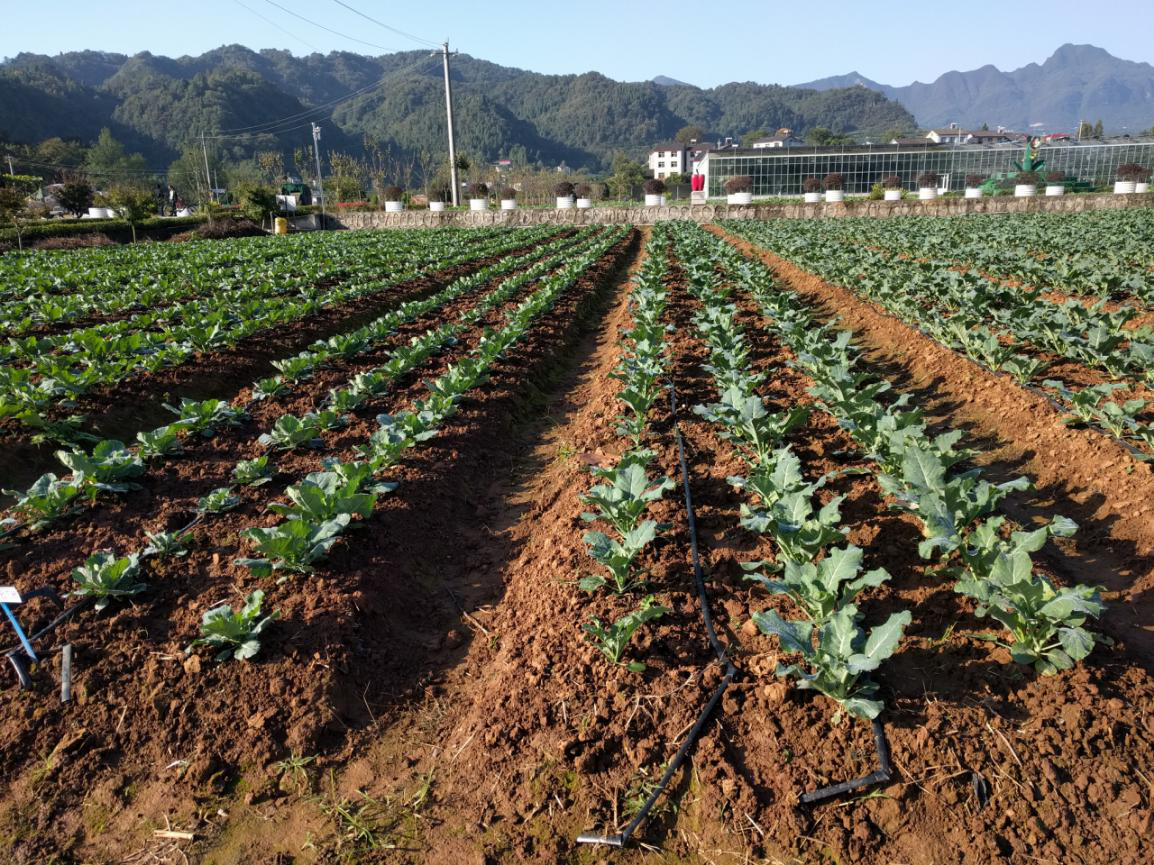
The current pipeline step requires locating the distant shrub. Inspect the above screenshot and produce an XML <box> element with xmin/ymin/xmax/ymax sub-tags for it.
<box><xmin>554</xmin><ymin>181</ymin><xmax>575</xmax><ymax>197</ymax></box>
<box><xmin>881</xmin><ymin>175</ymin><xmax>902</xmax><ymax>189</ymax></box>
<box><xmin>469</xmin><ymin>182</ymin><xmax>489</xmax><ymax>198</ymax></box>
<box><xmin>1045</xmin><ymin>171</ymin><xmax>1066</xmax><ymax>183</ymax></box>
<box><xmin>429</xmin><ymin>185</ymin><xmax>450</xmax><ymax>202</ymax></box>
<box><xmin>822</xmin><ymin>172</ymin><xmax>845</xmax><ymax>191</ymax></box>
<box><xmin>643</xmin><ymin>178</ymin><xmax>666</xmax><ymax>194</ymax></box>
<box><xmin>965</xmin><ymin>174</ymin><xmax>987</xmax><ymax>187</ymax></box>
<box><xmin>1116</xmin><ymin>162</ymin><xmax>1145</xmax><ymax>181</ymax></box>
<box><xmin>500</xmin><ymin>187</ymin><xmax>517</xmax><ymax>200</ymax></box>
<box><xmin>382</xmin><ymin>185</ymin><xmax>404</xmax><ymax>202</ymax></box>
<box><xmin>917</xmin><ymin>171</ymin><xmax>940</xmax><ymax>188</ymax></box>
<box><xmin>802</xmin><ymin>177</ymin><xmax>822</xmax><ymax>193</ymax></box>
<box><xmin>574</xmin><ymin>183</ymin><xmax>592</xmax><ymax>198</ymax></box>
<box><xmin>725</xmin><ymin>175</ymin><xmax>753</xmax><ymax>194</ymax></box>
<box><xmin>869</xmin><ymin>183</ymin><xmax>884</xmax><ymax>200</ymax></box>
<box><xmin>1015</xmin><ymin>171</ymin><xmax>1040</xmax><ymax>185</ymax></box>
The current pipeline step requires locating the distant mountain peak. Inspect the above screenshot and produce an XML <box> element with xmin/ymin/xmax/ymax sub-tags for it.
<box><xmin>795</xmin><ymin>44</ymin><xmax>1154</xmax><ymax>133</ymax></box>
<box><xmin>652</xmin><ymin>74</ymin><xmax>691</xmax><ymax>87</ymax></box>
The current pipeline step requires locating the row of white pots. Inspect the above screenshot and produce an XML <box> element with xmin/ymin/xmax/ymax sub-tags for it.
<box><xmin>1115</xmin><ymin>180</ymin><xmax>1152</xmax><ymax>193</ymax></box>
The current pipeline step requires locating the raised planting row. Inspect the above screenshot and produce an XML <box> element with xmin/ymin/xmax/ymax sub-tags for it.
<box><xmin>0</xmin><ymin>226</ymin><xmax>563</xmax><ymax>441</ymax></box>
<box><xmin>1</xmin><ymin>227</ymin><xmax>610</xmax><ymax>556</ymax></box>
<box><xmin>670</xmin><ymin>221</ymin><xmax>1104</xmax><ymax>703</ymax></box>
<box><xmin>723</xmin><ymin>218</ymin><xmax>1154</xmax><ymax>457</ymax></box>
<box><xmin>800</xmin><ymin>209</ymin><xmax>1154</xmax><ymax>301</ymax></box>
<box><xmin>0</xmin><ymin>227</ymin><xmax>496</xmax><ymax>336</ymax></box>
<box><xmin>1</xmin><ymin>227</ymin><xmax>631</xmax><ymax>672</ymax></box>
<box><xmin>578</xmin><ymin>225</ymin><xmax>675</xmax><ymax>669</ymax></box>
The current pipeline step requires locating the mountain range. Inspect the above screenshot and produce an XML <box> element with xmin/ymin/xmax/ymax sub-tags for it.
<box><xmin>797</xmin><ymin>44</ymin><xmax>1154</xmax><ymax>132</ymax></box>
<box><xmin>0</xmin><ymin>47</ymin><xmax>911</xmax><ymax>172</ymax></box>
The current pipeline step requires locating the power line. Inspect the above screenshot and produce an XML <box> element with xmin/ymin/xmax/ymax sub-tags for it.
<box><xmin>232</xmin><ymin>0</ymin><xmax>322</xmax><ymax>53</ymax></box>
<box><xmin>260</xmin><ymin>0</ymin><xmax>404</xmax><ymax>53</ymax></box>
<box><xmin>328</xmin><ymin>0</ymin><xmax>439</xmax><ymax>48</ymax></box>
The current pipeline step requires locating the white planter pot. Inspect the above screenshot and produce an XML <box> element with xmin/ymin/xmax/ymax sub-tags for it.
<box><xmin>1137</xmin><ymin>182</ymin><xmax>1150</xmax><ymax>193</ymax></box>
<box><xmin>500</xmin><ymin>199</ymin><xmax>517</xmax><ymax>210</ymax></box>
<box><xmin>918</xmin><ymin>188</ymin><xmax>937</xmax><ymax>200</ymax></box>
<box><xmin>644</xmin><ymin>193</ymin><xmax>666</xmax><ymax>206</ymax></box>
<box><xmin>384</xmin><ymin>200</ymin><xmax>404</xmax><ymax>212</ymax></box>
<box><xmin>1014</xmin><ymin>184</ymin><xmax>1037</xmax><ymax>198</ymax></box>
<box><xmin>575</xmin><ymin>198</ymin><xmax>592</xmax><ymax>209</ymax></box>
<box><xmin>1045</xmin><ymin>185</ymin><xmax>1065</xmax><ymax>196</ymax></box>
<box><xmin>803</xmin><ymin>192</ymin><xmax>822</xmax><ymax>203</ymax></box>
<box><xmin>824</xmin><ymin>189</ymin><xmax>844</xmax><ymax>203</ymax></box>
<box><xmin>429</xmin><ymin>201</ymin><xmax>445</xmax><ymax>212</ymax></box>
<box><xmin>883</xmin><ymin>189</ymin><xmax>901</xmax><ymax>201</ymax></box>
<box><xmin>556</xmin><ymin>196</ymin><xmax>574</xmax><ymax>209</ymax></box>
<box><xmin>727</xmin><ymin>192</ymin><xmax>753</xmax><ymax>205</ymax></box>
<box><xmin>964</xmin><ymin>187</ymin><xmax>983</xmax><ymax>199</ymax></box>
<box><xmin>1114</xmin><ymin>180</ymin><xmax>1136</xmax><ymax>194</ymax></box>
<box><xmin>469</xmin><ymin>198</ymin><xmax>488</xmax><ymax>211</ymax></box>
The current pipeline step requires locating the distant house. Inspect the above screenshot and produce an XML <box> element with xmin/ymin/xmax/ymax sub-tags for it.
<box><xmin>969</xmin><ymin>130</ymin><xmax>1015</xmax><ymax>144</ymax></box>
<box><xmin>751</xmin><ymin>134</ymin><xmax>802</xmax><ymax>149</ymax></box>
<box><xmin>926</xmin><ymin>124</ymin><xmax>969</xmax><ymax>144</ymax></box>
<box><xmin>648</xmin><ymin>143</ymin><xmax>689</xmax><ymax>179</ymax></box>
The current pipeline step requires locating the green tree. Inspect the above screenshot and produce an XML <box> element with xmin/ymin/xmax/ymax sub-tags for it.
<box><xmin>235</xmin><ymin>183</ymin><xmax>278</xmax><ymax>228</ymax></box>
<box><xmin>0</xmin><ymin>174</ymin><xmax>41</xmax><ymax>250</ymax></box>
<box><xmin>608</xmin><ymin>152</ymin><xmax>647</xmax><ymax>200</ymax></box>
<box><xmin>84</xmin><ymin>128</ymin><xmax>148</xmax><ymax>184</ymax></box>
<box><xmin>675</xmin><ymin>124</ymin><xmax>706</xmax><ymax>144</ymax></box>
<box><xmin>805</xmin><ymin>127</ymin><xmax>856</xmax><ymax>147</ymax></box>
<box><xmin>255</xmin><ymin>151</ymin><xmax>285</xmax><ymax>184</ymax></box>
<box><xmin>1076</xmin><ymin>120</ymin><xmax>1094</xmax><ymax>139</ymax></box>
<box><xmin>1094</xmin><ymin>119</ymin><xmax>1104</xmax><ymax>138</ymax></box>
<box><xmin>105</xmin><ymin>184</ymin><xmax>156</xmax><ymax>242</ymax></box>
<box><xmin>58</xmin><ymin>181</ymin><xmax>94</xmax><ymax>217</ymax></box>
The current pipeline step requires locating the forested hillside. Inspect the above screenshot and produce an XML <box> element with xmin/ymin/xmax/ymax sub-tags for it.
<box><xmin>0</xmin><ymin>45</ymin><xmax>915</xmax><ymax>170</ymax></box>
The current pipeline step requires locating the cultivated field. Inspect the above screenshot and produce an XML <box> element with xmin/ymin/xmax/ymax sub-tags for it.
<box><xmin>1</xmin><ymin>212</ymin><xmax>1152</xmax><ymax>865</ymax></box>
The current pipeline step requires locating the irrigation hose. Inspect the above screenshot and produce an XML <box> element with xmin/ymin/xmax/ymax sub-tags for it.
<box><xmin>576</xmin><ymin>381</ymin><xmax>737</xmax><ymax>848</ymax></box>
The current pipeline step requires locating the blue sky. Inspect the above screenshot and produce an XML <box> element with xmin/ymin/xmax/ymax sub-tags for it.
<box><xmin>3</xmin><ymin>0</ymin><xmax>1152</xmax><ymax>87</ymax></box>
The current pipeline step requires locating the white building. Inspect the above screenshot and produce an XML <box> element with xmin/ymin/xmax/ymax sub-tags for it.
<box><xmin>648</xmin><ymin>144</ymin><xmax>688</xmax><ymax>179</ymax></box>
<box><xmin>751</xmin><ymin>134</ymin><xmax>802</xmax><ymax>149</ymax></box>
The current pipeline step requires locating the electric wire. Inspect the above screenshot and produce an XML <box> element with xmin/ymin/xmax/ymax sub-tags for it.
<box><xmin>232</xmin><ymin>0</ymin><xmax>322</xmax><ymax>52</ymax></box>
<box><xmin>261</xmin><ymin>0</ymin><xmax>403</xmax><ymax>53</ymax></box>
<box><xmin>328</xmin><ymin>0</ymin><xmax>440</xmax><ymax>48</ymax></box>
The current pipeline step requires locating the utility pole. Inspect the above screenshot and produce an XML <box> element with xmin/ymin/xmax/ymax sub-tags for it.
<box><xmin>312</xmin><ymin>122</ymin><xmax>326</xmax><ymax>227</ymax></box>
<box><xmin>200</xmin><ymin>134</ymin><xmax>213</xmax><ymax>209</ymax></box>
<box><xmin>439</xmin><ymin>41</ymin><xmax>460</xmax><ymax>207</ymax></box>
<box><xmin>5</xmin><ymin>155</ymin><xmax>13</xmax><ymax>175</ymax></box>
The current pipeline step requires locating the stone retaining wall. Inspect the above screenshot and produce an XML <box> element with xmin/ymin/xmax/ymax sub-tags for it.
<box><xmin>302</xmin><ymin>191</ymin><xmax>1154</xmax><ymax>231</ymax></box>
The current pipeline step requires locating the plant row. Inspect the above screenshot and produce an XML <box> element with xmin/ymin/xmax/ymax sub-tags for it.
<box><xmin>579</xmin><ymin>224</ymin><xmax>676</xmax><ymax>671</ymax></box>
<box><xmin>1</xmin><ymin>228</ymin><xmax>608</xmax><ymax>552</ymax></box>
<box><xmin>725</xmin><ymin>218</ymin><xmax>1154</xmax><ymax>455</ymax></box>
<box><xmin>21</xmin><ymin>228</ymin><xmax>629</xmax><ymax>664</ymax></box>
<box><xmin>679</xmin><ymin>223</ymin><xmax>1104</xmax><ymax>681</ymax></box>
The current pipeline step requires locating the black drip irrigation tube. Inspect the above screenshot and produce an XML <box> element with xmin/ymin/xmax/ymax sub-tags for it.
<box><xmin>577</xmin><ymin>381</ymin><xmax>737</xmax><ymax>848</ymax></box>
<box><xmin>800</xmin><ymin>716</ymin><xmax>893</xmax><ymax>804</ymax></box>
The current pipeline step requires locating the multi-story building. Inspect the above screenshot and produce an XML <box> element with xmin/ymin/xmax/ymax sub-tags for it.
<box><xmin>648</xmin><ymin>144</ymin><xmax>688</xmax><ymax>179</ymax></box>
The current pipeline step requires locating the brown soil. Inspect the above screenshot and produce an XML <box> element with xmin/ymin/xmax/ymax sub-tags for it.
<box><xmin>4</xmin><ymin>226</ymin><xmax>1153</xmax><ymax>865</ymax></box>
<box><xmin>0</xmin><ymin>229</ymin><xmax>638</xmax><ymax>865</ymax></box>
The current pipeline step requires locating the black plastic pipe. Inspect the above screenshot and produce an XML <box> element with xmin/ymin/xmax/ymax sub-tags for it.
<box><xmin>577</xmin><ymin>382</ymin><xmax>737</xmax><ymax>848</ymax></box>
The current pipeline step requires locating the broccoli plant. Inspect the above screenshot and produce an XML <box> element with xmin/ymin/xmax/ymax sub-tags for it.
<box><xmin>56</xmin><ymin>439</ymin><xmax>145</xmax><ymax>499</ymax></box>
<box><xmin>143</xmin><ymin>529</ymin><xmax>193</xmax><ymax>560</ymax></box>
<box><xmin>581</xmin><ymin>522</ymin><xmax>659</xmax><ymax>593</ymax></box>
<box><xmin>136</xmin><ymin>425</ymin><xmax>184</xmax><ymax>459</ymax></box>
<box><xmin>583</xmin><ymin>595</ymin><xmax>669</xmax><ymax>671</ymax></box>
<box><xmin>269</xmin><ymin>462</ymin><xmax>391</xmax><ymax>523</ymax></box>
<box><xmin>259</xmin><ymin>413</ymin><xmax>324</xmax><ymax>451</ymax></box>
<box><xmin>164</xmin><ymin>398</ymin><xmax>246</xmax><ymax>437</ymax></box>
<box><xmin>748</xmin><ymin>545</ymin><xmax>892</xmax><ymax>623</ymax></box>
<box><xmin>237</xmin><ymin>517</ymin><xmax>350</xmax><ymax>576</ymax></box>
<box><xmin>188</xmin><ymin>590</ymin><xmax>278</xmax><ymax>662</ymax></box>
<box><xmin>581</xmin><ymin>463</ymin><xmax>673</xmax><ymax>536</ymax></box>
<box><xmin>232</xmin><ymin>456</ymin><xmax>273</xmax><ymax>487</ymax></box>
<box><xmin>3</xmin><ymin>473</ymin><xmax>85</xmax><ymax>529</ymax></box>
<box><xmin>197</xmin><ymin>487</ymin><xmax>241</xmax><ymax>514</ymax></box>
<box><xmin>756</xmin><ymin>606</ymin><xmax>912</xmax><ymax>720</ymax></box>
<box><xmin>70</xmin><ymin>551</ymin><xmax>146</xmax><ymax>610</ymax></box>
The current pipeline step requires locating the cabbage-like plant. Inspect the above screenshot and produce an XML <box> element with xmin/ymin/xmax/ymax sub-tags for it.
<box><xmin>188</xmin><ymin>590</ymin><xmax>278</xmax><ymax>662</ymax></box>
<box><xmin>70</xmin><ymin>551</ymin><xmax>146</xmax><ymax>610</ymax></box>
